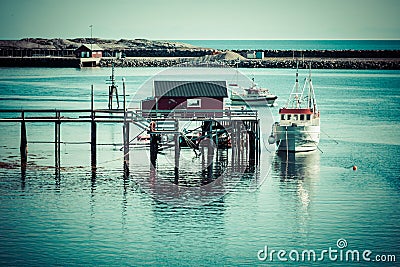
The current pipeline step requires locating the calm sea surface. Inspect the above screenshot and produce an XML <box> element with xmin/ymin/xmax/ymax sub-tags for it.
<box><xmin>0</xmin><ymin>66</ymin><xmax>399</xmax><ymax>266</ymax></box>
<box><xmin>174</xmin><ymin>39</ymin><xmax>400</xmax><ymax>51</ymax></box>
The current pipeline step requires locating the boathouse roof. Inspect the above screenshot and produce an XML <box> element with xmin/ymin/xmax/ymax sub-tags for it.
<box><xmin>76</xmin><ymin>44</ymin><xmax>104</xmax><ymax>51</ymax></box>
<box><xmin>154</xmin><ymin>81</ymin><xmax>228</xmax><ymax>98</ymax></box>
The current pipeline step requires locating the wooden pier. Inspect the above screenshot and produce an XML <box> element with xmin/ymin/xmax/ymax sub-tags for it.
<box><xmin>0</xmin><ymin>103</ymin><xmax>261</xmax><ymax>184</ymax></box>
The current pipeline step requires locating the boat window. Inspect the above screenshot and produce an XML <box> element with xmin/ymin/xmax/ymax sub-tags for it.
<box><xmin>293</xmin><ymin>115</ymin><xmax>298</xmax><ymax>120</ymax></box>
<box><xmin>287</xmin><ymin>115</ymin><xmax>291</xmax><ymax>120</ymax></box>
<box><xmin>281</xmin><ymin>114</ymin><xmax>285</xmax><ymax>120</ymax></box>
<box><xmin>306</xmin><ymin>114</ymin><xmax>311</xmax><ymax>120</ymax></box>
<box><xmin>300</xmin><ymin>114</ymin><xmax>304</xmax><ymax>120</ymax></box>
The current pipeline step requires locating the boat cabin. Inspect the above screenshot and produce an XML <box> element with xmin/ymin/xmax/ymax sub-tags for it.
<box><xmin>278</xmin><ymin>108</ymin><xmax>319</xmax><ymax>126</ymax></box>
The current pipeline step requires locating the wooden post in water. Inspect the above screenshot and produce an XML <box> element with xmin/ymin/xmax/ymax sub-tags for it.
<box><xmin>230</xmin><ymin>121</ymin><xmax>235</xmax><ymax>170</ymax></box>
<box><xmin>55</xmin><ymin>110</ymin><xmax>61</xmax><ymax>170</ymax></box>
<box><xmin>256</xmin><ymin>119</ymin><xmax>260</xmax><ymax>166</ymax></box>
<box><xmin>90</xmin><ymin>85</ymin><xmax>96</xmax><ymax>172</ymax></box>
<box><xmin>174</xmin><ymin>120</ymin><xmax>180</xmax><ymax>184</ymax></box>
<box><xmin>123</xmin><ymin>122</ymin><xmax>130</xmax><ymax>172</ymax></box>
<box><xmin>248</xmin><ymin>129</ymin><xmax>256</xmax><ymax>168</ymax></box>
<box><xmin>122</xmin><ymin>79</ymin><xmax>129</xmax><ymax>173</ymax></box>
<box><xmin>150</xmin><ymin>121</ymin><xmax>158</xmax><ymax>167</ymax></box>
<box><xmin>91</xmin><ymin>118</ymin><xmax>96</xmax><ymax>171</ymax></box>
<box><xmin>206</xmin><ymin>120</ymin><xmax>214</xmax><ymax>179</ymax></box>
<box><xmin>20</xmin><ymin>111</ymin><xmax>27</xmax><ymax>176</ymax></box>
<box><xmin>20</xmin><ymin>111</ymin><xmax>27</xmax><ymax>163</ymax></box>
<box><xmin>236</xmin><ymin>122</ymin><xmax>241</xmax><ymax>170</ymax></box>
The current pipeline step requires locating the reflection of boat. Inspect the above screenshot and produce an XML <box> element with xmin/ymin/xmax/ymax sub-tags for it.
<box><xmin>270</xmin><ymin>65</ymin><xmax>320</xmax><ymax>152</ymax></box>
<box><xmin>275</xmin><ymin>151</ymin><xmax>320</xmax><ymax>180</ymax></box>
<box><xmin>274</xmin><ymin>151</ymin><xmax>320</xmax><ymax>215</ymax></box>
<box><xmin>230</xmin><ymin>78</ymin><xmax>277</xmax><ymax>106</ymax></box>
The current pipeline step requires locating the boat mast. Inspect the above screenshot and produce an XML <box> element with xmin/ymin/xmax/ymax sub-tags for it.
<box><xmin>308</xmin><ymin>63</ymin><xmax>317</xmax><ymax>112</ymax></box>
<box><xmin>295</xmin><ymin>62</ymin><xmax>299</xmax><ymax>108</ymax></box>
<box><xmin>286</xmin><ymin>62</ymin><xmax>300</xmax><ymax>108</ymax></box>
<box><xmin>308</xmin><ymin>63</ymin><xmax>312</xmax><ymax>109</ymax></box>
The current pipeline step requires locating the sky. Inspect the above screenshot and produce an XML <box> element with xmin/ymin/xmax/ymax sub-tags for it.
<box><xmin>0</xmin><ymin>0</ymin><xmax>399</xmax><ymax>40</ymax></box>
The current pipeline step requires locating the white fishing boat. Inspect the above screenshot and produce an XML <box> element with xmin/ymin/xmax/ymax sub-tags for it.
<box><xmin>270</xmin><ymin>65</ymin><xmax>320</xmax><ymax>152</ymax></box>
<box><xmin>230</xmin><ymin>78</ymin><xmax>277</xmax><ymax>106</ymax></box>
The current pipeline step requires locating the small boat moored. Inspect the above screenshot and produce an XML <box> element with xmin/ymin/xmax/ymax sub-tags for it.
<box><xmin>230</xmin><ymin>78</ymin><xmax>277</xmax><ymax>106</ymax></box>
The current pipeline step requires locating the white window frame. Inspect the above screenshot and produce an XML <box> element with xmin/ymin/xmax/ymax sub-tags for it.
<box><xmin>187</xmin><ymin>98</ymin><xmax>201</xmax><ymax>108</ymax></box>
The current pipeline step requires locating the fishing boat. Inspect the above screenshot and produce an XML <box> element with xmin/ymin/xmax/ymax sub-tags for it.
<box><xmin>230</xmin><ymin>78</ymin><xmax>277</xmax><ymax>106</ymax></box>
<box><xmin>269</xmin><ymin>65</ymin><xmax>320</xmax><ymax>152</ymax></box>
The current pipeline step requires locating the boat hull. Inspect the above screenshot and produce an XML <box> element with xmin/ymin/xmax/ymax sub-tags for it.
<box><xmin>273</xmin><ymin>124</ymin><xmax>320</xmax><ymax>152</ymax></box>
<box><xmin>230</xmin><ymin>96</ymin><xmax>277</xmax><ymax>106</ymax></box>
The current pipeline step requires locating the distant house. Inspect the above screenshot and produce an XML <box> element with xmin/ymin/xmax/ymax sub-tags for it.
<box><xmin>141</xmin><ymin>81</ymin><xmax>228</xmax><ymax>118</ymax></box>
<box><xmin>246</xmin><ymin>51</ymin><xmax>264</xmax><ymax>59</ymax></box>
<box><xmin>74</xmin><ymin>44</ymin><xmax>103</xmax><ymax>58</ymax></box>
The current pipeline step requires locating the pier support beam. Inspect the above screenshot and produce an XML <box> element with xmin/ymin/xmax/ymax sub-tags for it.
<box><xmin>174</xmin><ymin>133</ymin><xmax>180</xmax><ymax>184</ymax></box>
<box><xmin>54</xmin><ymin>111</ymin><xmax>61</xmax><ymax>172</ymax></box>
<box><xmin>55</xmin><ymin>111</ymin><xmax>61</xmax><ymax>170</ymax></box>
<box><xmin>91</xmin><ymin>121</ymin><xmax>96</xmax><ymax>172</ymax></box>
<box><xmin>90</xmin><ymin>85</ymin><xmax>97</xmax><ymax>172</ymax></box>
<box><xmin>123</xmin><ymin>122</ymin><xmax>130</xmax><ymax>172</ymax></box>
<box><xmin>174</xmin><ymin>120</ymin><xmax>180</xmax><ymax>183</ymax></box>
<box><xmin>122</xmin><ymin>80</ymin><xmax>129</xmax><ymax>174</ymax></box>
<box><xmin>236</xmin><ymin>122</ymin><xmax>241</xmax><ymax>170</ymax></box>
<box><xmin>248</xmin><ymin>130</ymin><xmax>256</xmax><ymax>168</ymax></box>
<box><xmin>256</xmin><ymin>119</ymin><xmax>260</xmax><ymax>166</ymax></box>
<box><xmin>207</xmin><ymin>137</ymin><xmax>214</xmax><ymax>179</ymax></box>
<box><xmin>20</xmin><ymin>112</ymin><xmax>27</xmax><ymax>184</ymax></box>
<box><xmin>150</xmin><ymin>133</ymin><xmax>158</xmax><ymax>167</ymax></box>
<box><xmin>20</xmin><ymin>111</ymin><xmax>28</xmax><ymax>165</ymax></box>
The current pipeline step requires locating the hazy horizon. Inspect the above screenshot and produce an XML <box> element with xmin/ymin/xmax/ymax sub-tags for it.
<box><xmin>0</xmin><ymin>0</ymin><xmax>399</xmax><ymax>40</ymax></box>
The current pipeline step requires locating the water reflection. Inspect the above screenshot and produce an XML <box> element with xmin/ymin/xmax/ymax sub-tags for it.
<box><xmin>134</xmin><ymin>147</ymin><xmax>259</xmax><ymax>207</ymax></box>
<box><xmin>275</xmin><ymin>151</ymin><xmax>320</xmax><ymax>182</ymax></box>
<box><xmin>150</xmin><ymin>200</ymin><xmax>227</xmax><ymax>261</ymax></box>
<box><xmin>273</xmin><ymin>151</ymin><xmax>321</xmax><ymax>236</ymax></box>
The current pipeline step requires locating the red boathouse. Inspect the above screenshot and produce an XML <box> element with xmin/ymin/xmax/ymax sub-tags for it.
<box><xmin>141</xmin><ymin>81</ymin><xmax>228</xmax><ymax>118</ymax></box>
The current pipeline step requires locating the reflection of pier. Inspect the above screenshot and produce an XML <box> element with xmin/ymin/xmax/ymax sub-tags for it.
<box><xmin>143</xmin><ymin>110</ymin><xmax>260</xmax><ymax>180</ymax></box>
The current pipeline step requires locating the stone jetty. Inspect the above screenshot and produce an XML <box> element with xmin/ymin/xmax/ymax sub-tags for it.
<box><xmin>0</xmin><ymin>38</ymin><xmax>399</xmax><ymax>69</ymax></box>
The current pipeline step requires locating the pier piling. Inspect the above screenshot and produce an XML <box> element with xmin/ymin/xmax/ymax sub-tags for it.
<box><xmin>123</xmin><ymin>122</ymin><xmax>130</xmax><ymax>171</ymax></box>
<box><xmin>20</xmin><ymin>111</ymin><xmax>28</xmax><ymax>164</ymax></box>
<box><xmin>90</xmin><ymin>85</ymin><xmax>97</xmax><ymax>171</ymax></box>
<box><xmin>20</xmin><ymin>111</ymin><xmax>27</xmax><ymax>181</ymax></box>
<box><xmin>55</xmin><ymin>111</ymin><xmax>61</xmax><ymax>169</ymax></box>
<box><xmin>91</xmin><ymin>121</ymin><xmax>96</xmax><ymax>171</ymax></box>
<box><xmin>150</xmin><ymin>133</ymin><xmax>158</xmax><ymax>167</ymax></box>
<box><xmin>122</xmin><ymin>79</ymin><xmax>129</xmax><ymax>173</ymax></box>
<box><xmin>174</xmin><ymin>120</ymin><xmax>180</xmax><ymax>183</ymax></box>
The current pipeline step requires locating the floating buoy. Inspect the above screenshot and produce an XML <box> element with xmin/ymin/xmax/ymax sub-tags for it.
<box><xmin>352</xmin><ymin>165</ymin><xmax>357</xmax><ymax>171</ymax></box>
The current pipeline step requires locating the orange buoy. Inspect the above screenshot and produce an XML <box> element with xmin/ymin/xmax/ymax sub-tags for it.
<box><xmin>352</xmin><ymin>165</ymin><xmax>357</xmax><ymax>171</ymax></box>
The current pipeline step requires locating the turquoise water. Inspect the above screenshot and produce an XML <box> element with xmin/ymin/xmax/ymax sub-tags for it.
<box><xmin>0</xmin><ymin>67</ymin><xmax>399</xmax><ymax>266</ymax></box>
<box><xmin>174</xmin><ymin>40</ymin><xmax>400</xmax><ymax>51</ymax></box>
